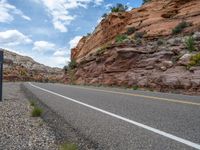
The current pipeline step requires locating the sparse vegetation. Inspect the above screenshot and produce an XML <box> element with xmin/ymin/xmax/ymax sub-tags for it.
<box><xmin>87</xmin><ymin>33</ymin><xmax>91</xmax><ymax>36</ymax></box>
<box><xmin>110</xmin><ymin>3</ymin><xmax>128</xmax><ymax>13</ymax></box>
<box><xmin>115</xmin><ymin>34</ymin><xmax>128</xmax><ymax>43</ymax></box>
<box><xmin>126</xmin><ymin>27</ymin><xmax>136</xmax><ymax>35</ymax></box>
<box><xmin>135</xmin><ymin>38</ymin><xmax>142</xmax><ymax>46</ymax></box>
<box><xmin>157</xmin><ymin>39</ymin><xmax>165</xmax><ymax>46</ymax></box>
<box><xmin>134</xmin><ymin>32</ymin><xmax>145</xmax><ymax>39</ymax></box>
<box><xmin>96</xmin><ymin>46</ymin><xmax>108</xmax><ymax>55</ymax></box>
<box><xmin>20</xmin><ymin>69</ymin><xmax>28</xmax><ymax>76</ymax></box>
<box><xmin>185</xmin><ymin>36</ymin><xmax>197</xmax><ymax>52</ymax></box>
<box><xmin>143</xmin><ymin>0</ymin><xmax>151</xmax><ymax>4</ymax></box>
<box><xmin>68</xmin><ymin>59</ymin><xmax>77</xmax><ymax>70</ymax></box>
<box><xmin>132</xmin><ymin>85</ymin><xmax>139</xmax><ymax>90</ymax></box>
<box><xmin>59</xmin><ymin>143</ymin><xmax>77</xmax><ymax>150</ymax></box>
<box><xmin>172</xmin><ymin>21</ymin><xmax>189</xmax><ymax>34</ymax></box>
<box><xmin>102</xmin><ymin>13</ymin><xmax>108</xmax><ymax>19</ymax></box>
<box><xmin>31</xmin><ymin>107</ymin><xmax>43</xmax><ymax>117</ymax></box>
<box><xmin>30</xmin><ymin>100</ymin><xmax>36</xmax><ymax>107</ymax></box>
<box><xmin>188</xmin><ymin>53</ymin><xmax>200</xmax><ymax>67</ymax></box>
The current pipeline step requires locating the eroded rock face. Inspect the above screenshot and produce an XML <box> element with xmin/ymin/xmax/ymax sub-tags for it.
<box><xmin>67</xmin><ymin>32</ymin><xmax>200</xmax><ymax>94</ymax></box>
<box><xmin>2</xmin><ymin>50</ymin><xmax>63</xmax><ymax>82</ymax></box>
<box><xmin>72</xmin><ymin>0</ymin><xmax>200</xmax><ymax>62</ymax></box>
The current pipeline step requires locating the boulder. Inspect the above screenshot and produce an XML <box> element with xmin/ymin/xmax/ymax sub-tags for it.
<box><xmin>178</xmin><ymin>53</ymin><xmax>193</xmax><ymax>66</ymax></box>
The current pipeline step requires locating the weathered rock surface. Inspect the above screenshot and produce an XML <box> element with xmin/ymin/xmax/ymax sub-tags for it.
<box><xmin>2</xmin><ymin>49</ymin><xmax>63</xmax><ymax>82</ymax></box>
<box><xmin>72</xmin><ymin>0</ymin><xmax>200</xmax><ymax>61</ymax></box>
<box><xmin>66</xmin><ymin>0</ymin><xmax>200</xmax><ymax>94</ymax></box>
<box><xmin>68</xmin><ymin>32</ymin><xmax>200</xmax><ymax>94</ymax></box>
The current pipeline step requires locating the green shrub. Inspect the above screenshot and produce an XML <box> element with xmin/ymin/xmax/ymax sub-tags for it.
<box><xmin>110</xmin><ymin>3</ymin><xmax>128</xmax><ymax>13</ymax></box>
<box><xmin>188</xmin><ymin>53</ymin><xmax>200</xmax><ymax>67</ymax></box>
<box><xmin>115</xmin><ymin>34</ymin><xmax>128</xmax><ymax>43</ymax></box>
<box><xmin>59</xmin><ymin>143</ymin><xmax>77</xmax><ymax>150</ymax></box>
<box><xmin>30</xmin><ymin>101</ymin><xmax>36</xmax><ymax>107</ymax></box>
<box><xmin>157</xmin><ymin>39</ymin><xmax>164</xmax><ymax>46</ymax></box>
<box><xmin>102</xmin><ymin>13</ymin><xmax>108</xmax><ymax>19</ymax></box>
<box><xmin>135</xmin><ymin>38</ymin><xmax>142</xmax><ymax>46</ymax></box>
<box><xmin>134</xmin><ymin>32</ymin><xmax>145</xmax><ymax>39</ymax></box>
<box><xmin>172</xmin><ymin>21</ymin><xmax>189</xmax><ymax>34</ymax></box>
<box><xmin>132</xmin><ymin>85</ymin><xmax>139</xmax><ymax>90</ymax></box>
<box><xmin>31</xmin><ymin>107</ymin><xmax>43</xmax><ymax>117</ymax></box>
<box><xmin>185</xmin><ymin>36</ymin><xmax>197</xmax><ymax>52</ymax></box>
<box><xmin>68</xmin><ymin>59</ymin><xmax>77</xmax><ymax>70</ymax></box>
<box><xmin>126</xmin><ymin>27</ymin><xmax>136</xmax><ymax>35</ymax></box>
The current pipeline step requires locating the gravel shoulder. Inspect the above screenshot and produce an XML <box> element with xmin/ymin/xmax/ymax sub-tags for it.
<box><xmin>0</xmin><ymin>82</ymin><xmax>57</xmax><ymax>150</ymax></box>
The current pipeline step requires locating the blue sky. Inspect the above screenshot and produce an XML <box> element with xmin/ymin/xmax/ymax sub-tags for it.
<box><xmin>0</xmin><ymin>0</ymin><xmax>143</xmax><ymax>68</ymax></box>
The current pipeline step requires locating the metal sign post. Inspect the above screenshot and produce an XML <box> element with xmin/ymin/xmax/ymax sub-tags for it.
<box><xmin>0</xmin><ymin>50</ymin><xmax>3</xmax><ymax>101</ymax></box>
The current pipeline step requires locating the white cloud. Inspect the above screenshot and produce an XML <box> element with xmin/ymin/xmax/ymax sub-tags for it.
<box><xmin>0</xmin><ymin>0</ymin><xmax>31</xmax><ymax>23</ymax></box>
<box><xmin>36</xmin><ymin>55</ymin><xmax>68</xmax><ymax>68</ymax></box>
<box><xmin>53</xmin><ymin>50</ymin><xmax>66</xmax><ymax>57</ymax></box>
<box><xmin>35</xmin><ymin>0</ymin><xmax>104</xmax><ymax>32</ymax></box>
<box><xmin>69</xmin><ymin>36</ymin><xmax>82</xmax><ymax>49</ymax></box>
<box><xmin>105</xmin><ymin>3</ymin><xmax>112</xmax><ymax>9</ymax></box>
<box><xmin>33</xmin><ymin>41</ymin><xmax>55</xmax><ymax>52</ymax></box>
<box><xmin>0</xmin><ymin>30</ymin><xmax>32</xmax><ymax>46</ymax></box>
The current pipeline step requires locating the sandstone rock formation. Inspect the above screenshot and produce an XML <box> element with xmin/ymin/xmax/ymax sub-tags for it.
<box><xmin>72</xmin><ymin>0</ymin><xmax>200</xmax><ymax>62</ymax></box>
<box><xmin>68</xmin><ymin>0</ymin><xmax>200</xmax><ymax>94</ymax></box>
<box><xmin>2</xmin><ymin>49</ymin><xmax>63</xmax><ymax>82</ymax></box>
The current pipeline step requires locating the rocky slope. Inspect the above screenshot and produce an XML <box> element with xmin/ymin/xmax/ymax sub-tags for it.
<box><xmin>2</xmin><ymin>49</ymin><xmax>63</xmax><ymax>82</ymax></box>
<box><xmin>68</xmin><ymin>0</ymin><xmax>200</xmax><ymax>94</ymax></box>
<box><xmin>72</xmin><ymin>0</ymin><xmax>200</xmax><ymax>61</ymax></box>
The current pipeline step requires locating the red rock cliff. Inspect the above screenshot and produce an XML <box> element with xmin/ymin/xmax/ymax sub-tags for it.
<box><xmin>71</xmin><ymin>0</ymin><xmax>200</xmax><ymax>61</ymax></box>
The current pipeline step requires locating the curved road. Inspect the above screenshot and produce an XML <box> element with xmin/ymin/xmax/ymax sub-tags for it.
<box><xmin>23</xmin><ymin>82</ymin><xmax>200</xmax><ymax>150</ymax></box>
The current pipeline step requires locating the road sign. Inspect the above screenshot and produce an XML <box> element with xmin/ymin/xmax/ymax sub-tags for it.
<box><xmin>0</xmin><ymin>50</ymin><xmax>3</xmax><ymax>101</ymax></box>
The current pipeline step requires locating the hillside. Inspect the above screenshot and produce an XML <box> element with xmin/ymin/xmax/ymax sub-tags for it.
<box><xmin>68</xmin><ymin>0</ymin><xmax>200</xmax><ymax>94</ymax></box>
<box><xmin>3</xmin><ymin>49</ymin><xmax>63</xmax><ymax>82</ymax></box>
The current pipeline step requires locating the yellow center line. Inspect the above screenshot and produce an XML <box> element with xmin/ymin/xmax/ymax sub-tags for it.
<box><xmin>68</xmin><ymin>85</ymin><xmax>200</xmax><ymax>106</ymax></box>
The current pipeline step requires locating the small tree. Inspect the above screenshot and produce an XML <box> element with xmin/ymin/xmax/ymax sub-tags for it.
<box><xmin>110</xmin><ymin>3</ymin><xmax>128</xmax><ymax>13</ymax></box>
<box><xmin>102</xmin><ymin>13</ymin><xmax>108</xmax><ymax>19</ymax></box>
<box><xmin>68</xmin><ymin>59</ymin><xmax>77</xmax><ymax>70</ymax></box>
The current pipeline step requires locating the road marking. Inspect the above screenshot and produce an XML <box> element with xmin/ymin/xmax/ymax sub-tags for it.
<box><xmin>28</xmin><ymin>82</ymin><xmax>200</xmax><ymax>149</ymax></box>
<box><xmin>66</xmin><ymin>85</ymin><xmax>200</xmax><ymax>106</ymax></box>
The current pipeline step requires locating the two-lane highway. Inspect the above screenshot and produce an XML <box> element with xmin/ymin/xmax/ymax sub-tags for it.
<box><xmin>24</xmin><ymin>82</ymin><xmax>200</xmax><ymax>150</ymax></box>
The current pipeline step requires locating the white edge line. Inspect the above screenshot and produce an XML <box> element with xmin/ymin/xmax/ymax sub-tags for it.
<box><xmin>28</xmin><ymin>82</ymin><xmax>200</xmax><ymax>150</ymax></box>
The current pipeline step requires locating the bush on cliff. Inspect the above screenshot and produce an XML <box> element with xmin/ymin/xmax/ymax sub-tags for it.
<box><xmin>63</xmin><ymin>59</ymin><xmax>77</xmax><ymax>74</ymax></box>
<box><xmin>102</xmin><ymin>13</ymin><xmax>108</xmax><ymax>19</ymax></box>
<box><xmin>126</xmin><ymin>27</ymin><xmax>136</xmax><ymax>35</ymax></box>
<box><xmin>185</xmin><ymin>36</ymin><xmax>197</xmax><ymax>52</ymax></box>
<box><xmin>115</xmin><ymin>34</ymin><xmax>128</xmax><ymax>43</ymax></box>
<box><xmin>172</xmin><ymin>21</ymin><xmax>189</xmax><ymax>34</ymax></box>
<box><xmin>110</xmin><ymin>3</ymin><xmax>128</xmax><ymax>13</ymax></box>
<box><xmin>68</xmin><ymin>59</ymin><xmax>77</xmax><ymax>70</ymax></box>
<box><xmin>189</xmin><ymin>53</ymin><xmax>200</xmax><ymax>67</ymax></box>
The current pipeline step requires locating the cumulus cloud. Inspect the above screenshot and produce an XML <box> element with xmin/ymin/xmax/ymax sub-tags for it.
<box><xmin>53</xmin><ymin>50</ymin><xmax>66</xmax><ymax>57</ymax></box>
<box><xmin>36</xmin><ymin>55</ymin><xmax>68</xmax><ymax>68</ymax></box>
<box><xmin>33</xmin><ymin>41</ymin><xmax>56</xmax><ymax>52</ymax></box>
<box><xmin>0</xmin><ymin>0</ymin><xmax>31</xmax><ymax>23</ymax></box>
<box><xmin>0</xmin><ymin>30</ymin><xmax>32</xmax><ymax>46</ymax></box>
<box><xmin>36</xmin><ymin>0</ymin><xmax>104</xmax><ymax>32</ymax></box>
<box><xmin>69</xmin><ymin>36</ymin><xmax>82</xmax><ymax>49</ymax></box>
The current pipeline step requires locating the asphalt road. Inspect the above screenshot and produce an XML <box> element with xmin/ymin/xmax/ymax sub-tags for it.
<box><xmin>23</xmin><ymin>82</ymin><xmax>200</xmax><ymax>150</ymax></box>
